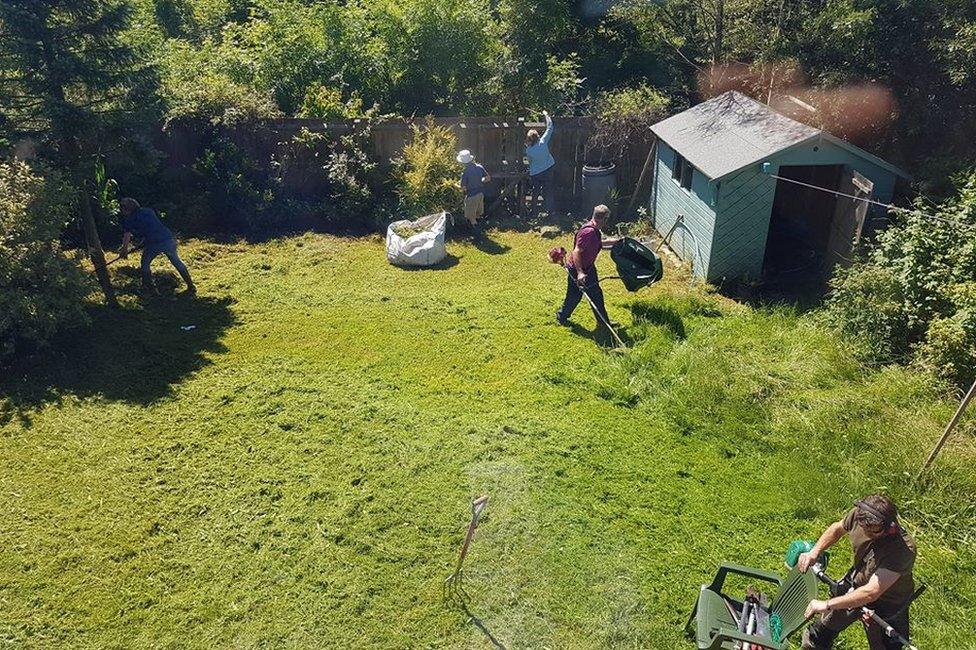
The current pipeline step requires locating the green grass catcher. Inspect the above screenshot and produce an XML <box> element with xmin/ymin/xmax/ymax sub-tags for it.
<box><xmin>606</xmin><ymin>237</ymin><xmax>664</xmax><ymax>292</ymax></box>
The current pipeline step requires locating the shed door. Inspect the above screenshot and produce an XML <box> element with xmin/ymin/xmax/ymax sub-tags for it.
<box><xmin>827</xmin><ymin>169</ymin><xmax>873</xmax><ymax>266</ymax></box>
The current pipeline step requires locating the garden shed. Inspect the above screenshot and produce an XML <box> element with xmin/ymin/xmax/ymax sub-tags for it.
<box><xmin>649</xmin><ymin>90</ymin><xmax>909</xmax><ymax>283</ymax></box>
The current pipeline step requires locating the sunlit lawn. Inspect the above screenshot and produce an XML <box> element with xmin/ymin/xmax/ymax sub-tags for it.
<box><xmin>1</xmin><ymin>230</ymin><xmax>974</xmax><ymax>648</ymax></box>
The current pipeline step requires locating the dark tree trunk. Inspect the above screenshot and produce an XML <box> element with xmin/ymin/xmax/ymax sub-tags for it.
<box><xmin>713</xmin><ymin>0</ymin><xmax>724</xmax><ymax>65</ymax></box>
<box><xmin>64</xmin><ymin>137</ymin><xmax>117</xmax><ymax>306</ymax></box>
<box><xmin>78</xmin><ymin>183</ymin><xmax>117</xmax><ymax>306</ymax></box>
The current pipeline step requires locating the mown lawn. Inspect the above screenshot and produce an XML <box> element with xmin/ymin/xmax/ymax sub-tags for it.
<box><xmin>1</xmin><ymin>230</ymin><xmax>974</xmax><ymax>649</ymax></box>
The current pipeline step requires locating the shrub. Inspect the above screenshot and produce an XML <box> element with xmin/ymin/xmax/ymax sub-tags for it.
<box><xmin>271</xmin><ymin>127</ymin><xmax>381</xmax><ymax>231</ymax></box>
<box><xmin>395</xmin><ymin>119</ymin><xmax>462</xmax><ymax>216</ymax></box>
<box><xmin>586</xmin><ymin>84</ymin><xmax>670</xmax><ymax>164</ymax></box>
<box><xmin>298</xmin><ymin>84</ymin><xmax>372</xmax><ymax>120</ymax></box>
<box><xmin>323</xmin><ymin>130</ymin><xmax>380</xmax><ymax>228</ymax></box>
<box><xmin>916</xmin><ymin>284</ymin><xmax>976</xmax><ymax>386</ymax></box>
<box><xmin>821</xmin><ymin>265</ymin><xmax>910</xmax><ymax>364</ymax></box>
<box><xmin>822</xmin><ymin>169</ymin><xmax>976</xmax><ymax>387</ymax></box>
<box><xmin>0</xmin><ymin>160</ymin><xmax>91</xmax><ymax>363</ymax></box>
<box><xmin>192</xmin><ymin>137</ymin><xmax>280</xmax><ymax>234</ymax></box>
<box><xmin>161</xmin><ymin>40</ymin><xmax>282</xmax><ymax>126</ymax></box>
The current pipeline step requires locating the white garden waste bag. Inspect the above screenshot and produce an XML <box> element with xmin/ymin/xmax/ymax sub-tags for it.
<box><xmin>386</xmin><ymin>211</ymin><xmax>448</xmax><ymax>267</ymax></box>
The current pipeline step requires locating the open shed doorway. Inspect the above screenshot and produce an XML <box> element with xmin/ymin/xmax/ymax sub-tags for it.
<box><xmin>762</xmin><ymin>164</ymin><xmax>845</xmax><ymax>290</ymax></box>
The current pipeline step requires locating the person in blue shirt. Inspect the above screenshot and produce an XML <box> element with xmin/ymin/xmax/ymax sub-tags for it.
<box><xmin>119</xmin><ymin>197</ymin><xmax>196</xmax><ymax>295</ymax></box>
<box><xmin>458</xmin><ymin>149</ymin><xmax>491</xmax><ymax>228</ymax></box>
<box><xmin>525</xmin><ymin>110</ymin><xmax>556</xmax><ymax>217</ymax></box>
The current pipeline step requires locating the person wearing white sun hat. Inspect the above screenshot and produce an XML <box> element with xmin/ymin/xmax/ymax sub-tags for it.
<box><xmin>457</xmin><ymin>149</ymin><xmax>490</xmax><ymax>227</ymax></box>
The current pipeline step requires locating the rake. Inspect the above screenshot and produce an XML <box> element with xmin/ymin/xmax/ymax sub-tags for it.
<box><xmin>444</xmin><ymin>495</ymin><xmax>489</xmax><ymax>603</ymax></box>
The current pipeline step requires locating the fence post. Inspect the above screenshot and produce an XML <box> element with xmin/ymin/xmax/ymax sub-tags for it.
<box><xmin>918</xmin><ymin>378</ymin><xmax>976</xmax><ymax>478</ymax></box>
<box><xmin>624</xmin><ymin>137</ymin><xmax>657</xmax><ymax>220</ymax></box>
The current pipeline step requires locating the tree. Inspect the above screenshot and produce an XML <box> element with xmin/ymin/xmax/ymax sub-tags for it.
<box><xmin>0</xmin><ymin>0</ymin><xmax>158</xmax><ymax>304</ymax></box>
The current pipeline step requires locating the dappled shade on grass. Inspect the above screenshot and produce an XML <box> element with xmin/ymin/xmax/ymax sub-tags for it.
<box><xmin>0</xmin><ymin>293</ymin><xmax>236</xmax><ymax>415</ymax></box>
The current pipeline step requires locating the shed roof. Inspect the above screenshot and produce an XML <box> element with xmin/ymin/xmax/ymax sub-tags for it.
<box><xmin>650</xmin><ymin>91</ymin><xmax>908</xmax><ymax>181</ymax></box>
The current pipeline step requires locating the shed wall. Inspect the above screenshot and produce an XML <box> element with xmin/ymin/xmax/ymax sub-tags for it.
<box><xmin>707</xmin><ymin>138</ymin><xmax>899</xmax><ymax>282</ymax></box>
<box><xmin>651</xmin><ymin>140</ymin><xmax>717</xmax><ymax>278</ymax></box>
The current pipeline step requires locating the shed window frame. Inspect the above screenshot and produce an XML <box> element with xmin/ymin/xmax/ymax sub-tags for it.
<box><xmin>671</xmin><ymin>151</ymin><xmax>694</xmax><ymax>193</ymax></box>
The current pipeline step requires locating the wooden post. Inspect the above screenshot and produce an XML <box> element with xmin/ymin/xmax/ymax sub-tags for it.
<box><xmin>624</xmin><ymin>138</ymin><xmax>657</xmax><ymax>220</ymax></box>
<box><xmin>918</xmin><ymin>378</ymin><xmax>976</xmax><ymax>477</ymax></box>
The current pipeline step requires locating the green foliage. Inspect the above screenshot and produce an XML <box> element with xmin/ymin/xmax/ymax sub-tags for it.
<box><xmin>916</xmin><ymin>286</ymin><xmax>976</xmax><ymax>386</ymax></box>
<box><xmin>272</xmin><ymin>127</ymin><xmax>381</xmax><ymax>230</ymax></box>
<box><xmin>0</xmin><ymin>161</ymin><xmax>90</xmax><ymax>363</ymax></box>
<box><xmin>298</xmin><ymin>85</ymin><xmax>370</xmax><ymax>120</ymax></box>
<box><xmin>0</xmin><ymin>0</ymin><xmax>160</xmax><ymax>303</ymax></box>
<box><xmin>322</xmin><ymin>131</ymin><xmax>380</xmax><ymax>228</ymax></box>
<box><xmin>154</xmin><ymin>0</ymin><xmax>378</xmax><ymax>124</ymax></box>
<box><xmin>191</xmin><ymin>137</ymin><xmax>278</xmax><ymax>233</ymax></box>
<box><xmin>822</xmin><ymin>265</ymin><xmax>909</xmax><ymax>364</ymax></box>
<box><xmin>93</xmin><ymin>158</ymin><xmax>120</xmax><ymax>217</ymax></box>
<box><xmin>588</xmin><ymin>84</ymin><xmax>670</xmax><ymax>162</ymax></box>
<box><xmin>153</xmin><ymin>0</ymin><xmax>199</xmax><ymax>39</ymax></box>
<box><xmin>160</xmin><ymin>39</ymin><xmax>282</xmax><ymax>125</ymax></box>
<box><xmin>593</xmin><ymin>84</ymin><xmax>670</xmax><ymax>121</ymax></box>
<box><xmin>367</xmin><ymin>0</ymin><xmax>503</xmax><ymax>115</ymax></box>
<box><xmin>0</xmin><ymin>0</ymin><xmax>159</xmax><ymax>159</ymax></box>
<box><xmin>395</xmin><ymin>120</ymin><xmax>462</xmax><ymax>215</ymax></box>
<box><xmin>541</xmin><ymin>54</ymin><xmax>586</xmax><ymax>113</ymax></box>
<box><xmin>823</xmin><ymin>170</ymin><xmax>976</xmax><ymax>387</ymax></box>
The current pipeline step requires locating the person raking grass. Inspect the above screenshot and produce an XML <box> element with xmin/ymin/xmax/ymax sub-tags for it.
<box><xmin>118</xmin><ymin>197</ymin><xmax>196</xmax><ymax>295</ymax></box>
<box><xmin>555</xmin><ymin>204</ymin><xmax>619</xmax><ymax>332</ymax></box>
<box><xmin>457</xmin><ymin>149</ymin><xmax>491</xmax><ymax>229</ymax></box>
<box><xmin>796</xmin><ymin>495</ymin><xmax>917</xmax><ymax>650</ymax></box>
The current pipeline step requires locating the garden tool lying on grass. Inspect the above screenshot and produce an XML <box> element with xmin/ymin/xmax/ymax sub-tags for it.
<box><xmin>785</xmin><ymin>540</ymin><xmax>925</xmax><ymax>650</ymax></box>
<box><xmin>444</xmin><ymin>495</ymin><xmax>488</xmax><ymax>603</ymax></box>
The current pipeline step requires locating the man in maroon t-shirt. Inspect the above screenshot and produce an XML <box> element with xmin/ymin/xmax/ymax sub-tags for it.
<box><xmin>556</xmin><ymin>204</ymin><xmax>616</xmax><ymax>329</ymax></box>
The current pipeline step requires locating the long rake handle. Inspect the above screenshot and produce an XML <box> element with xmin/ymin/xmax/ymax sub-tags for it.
<box><xmin>571</xmin><ymin>270</ymin><xmax>626</xmax><ymax>349</ymax></box>
<box><xmin>453</xmin><ymin>495</ymin><xmax>489</xmax><ymax>574</ymax></box>
<box><xmin>106</xmin><ymin>243</ymin><xmax>145</xmax><ymax>267</ymax></box>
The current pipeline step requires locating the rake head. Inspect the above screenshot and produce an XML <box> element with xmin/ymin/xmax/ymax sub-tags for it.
<box><xmin>444</xmin><ymin>495</ymin><xmax>489</xmax><ymax>604</ymax></box>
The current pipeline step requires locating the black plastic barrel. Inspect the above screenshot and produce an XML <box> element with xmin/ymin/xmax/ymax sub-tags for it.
<box><xmin>580</xmin><ymin>164</ymin><xmax>616</xmax><ymax>218</ymax></box>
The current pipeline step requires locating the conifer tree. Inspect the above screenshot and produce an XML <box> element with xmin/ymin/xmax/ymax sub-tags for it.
<box><xmin>0</xmin><ymin>0</ymin><xmax>157</xmax><ymax>304</ymax></box>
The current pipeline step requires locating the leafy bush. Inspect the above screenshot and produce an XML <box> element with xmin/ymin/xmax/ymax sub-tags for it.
<box><xmin>822</xmin><ymin>170</ymin><xmax>976</xmax><ymax>387</ymax></box>
<box><xmin>542</xmin><ymin>53</ymin><xmax>586</xmax><ymax>113</ymax></box>
<box><xmin>192</xmin><ymin>137</ymin><xmax>280</xmax><ymax>233</ymax></box>
<box><xmin>161</xmin><ymin>40</ymin><xmax>282</xmax><ymax>125</ymax></box>
<box><xmin>323</xmin><ymin>130</ymin><xmax>380</xmax><ymax>227</ymax></box>
<box><xmin>270</xmin><ymin>127</ymin><xmax>382</xmax><ymax>231</ymax></box>
<box><xmin>915</xmin><ymin>284</ymin><xmax>976</xmax><ymax>385</ymax></box>
<box><xmin>0</xmin><ymin>160</ymin><xmax>91</xmax><ymax>363</ymax></box>
<box><xmin>587</xmin><ymin>85</ymin><xmax>670</xmax><ymax>163</ymax></box>
<box><xmin>369</xmin><ymin>0</ymin><xmax>501</xmax><ymax>115</ymax></box>
<box><xmin>395</xmin><ymin>120</ymin><xmax>462</xmax><ymax>215</ymax></box>
<box><xmin>298</xmin><ymin>84</ymin><xmax>369</xmax><ymax>120</ymax></box>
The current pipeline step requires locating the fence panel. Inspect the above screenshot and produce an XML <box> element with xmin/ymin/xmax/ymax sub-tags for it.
<box><xmin>164</xmin><ymin>116</ymin><xmax>655</xmax><ymax>216</ymax></box>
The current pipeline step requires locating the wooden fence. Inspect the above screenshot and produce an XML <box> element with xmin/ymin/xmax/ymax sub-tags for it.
<box><xmin>165</xmin><ymin>116</ymin><xmax>656</xmax><ymax>215</ymax></box>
